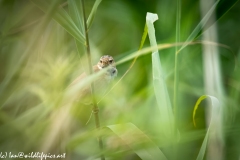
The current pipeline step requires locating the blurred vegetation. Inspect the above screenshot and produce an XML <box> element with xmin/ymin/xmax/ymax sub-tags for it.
<box><xmin>0</xmin><ymin>0</ymin><xmax>239</xmax><ymax>160</ymax></box>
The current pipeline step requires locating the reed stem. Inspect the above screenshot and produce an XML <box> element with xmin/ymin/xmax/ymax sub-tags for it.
<box><xmin>81</xmin><ymin>0</ymin><xmax>105</xmax><ymax>159</ymax></box>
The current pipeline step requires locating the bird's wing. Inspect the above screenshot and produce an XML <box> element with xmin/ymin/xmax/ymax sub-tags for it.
<box><xmin>68</xmin><ymin>72</ymin><xmax>87</xmax><ymax>88</ymax></box>
<box><xmin>69</xmin><ymin>65</ymin><xmax>100</xmax><ymax>87</ymax></box>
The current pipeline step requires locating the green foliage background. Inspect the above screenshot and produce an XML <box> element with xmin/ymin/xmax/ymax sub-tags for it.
<box><xmin>0</xmin><ymin>0</ymin><xmax>239</xmax><ymax>159</ymax></box>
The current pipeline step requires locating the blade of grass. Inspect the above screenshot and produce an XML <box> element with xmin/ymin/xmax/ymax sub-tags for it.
<box><xmin>192</xmin><ymin>95</ymin><xmax>221</xmax><ymax>160</ymax></box>
<box><xmin>68</xmin><ymin>0</ymin><xmax>103</xmax><ymax>58</ymax></box>
<box><xmin>178</xmin><ymin>0</ymin><xmax>220</xmax><ymax>52</ymax></box>
<box><xmin>200</xmin><ymin>1</ymin><xmax>224</xmax><ymax>159</ymax></box>
<box><xmin>87</xmin><ymin>0</ymin><xmax>102</xmax><ymax>30</ymax></box>
<box><xmin>174</xmin><ymin>0</ymin><xmax>181</xmax><ymax>136</ymax></box>
<box><xmin>200</xmin><ymin>0</ymin><xmax>239</xmax><ymax>37</ymax></box>
<box><xmin>31</xmin><ymin>0</ymin><xmax>85</xmax><ymax>44</ymax></box>
<box><xmin>68</xmin><ymin>0</ymin><xmax>85</xmax><ymax>59</ymax></box>
<box><xmin>173</xmin><ymin>0</ymin><xmax>181</xmax><ymax>158</ymax></box>
<box><xmin>106</xmin><ymin>123</ymin><xmax>168</xmax><ymax>160</ymax></box>
<box><xmin>68</xmin><ymin>0</ymin><xmax>84</xmax><ymax>33</ymax></box>
<box><xmin>116</xmin><ymin>41</ymin><xmax>234</xmax><ymax>65</ymax></box>
<box><xmin>146</xmin><ymin>12</ymin><xmax>174</xmax><ymax>138</ymax></box>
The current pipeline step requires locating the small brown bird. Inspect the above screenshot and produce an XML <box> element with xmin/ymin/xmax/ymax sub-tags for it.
<box><xmin>40</xmin><ymin>56</ymin><xmax>117</xmax><ymax>150</ymax></box>
<box><xmin>69</xmin><ymin>55</ymin><xmax>117</xmax><ymax>101</ymax></box>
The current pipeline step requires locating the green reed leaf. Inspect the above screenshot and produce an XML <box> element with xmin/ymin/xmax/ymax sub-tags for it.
<box><xmin>31</xmin><ymin>0</ymin><xmax>85</xmax><ymax>44</ymax></box>
<box><xmin>146</xmin><ymin>12</ymin><xmax>174</xmax><ymax>138</ymax></box>
<box><xmin>87</xmin><ymin>0</ymin><xmax>102</xmax><ymax>30</ymax></box>
<box><xmin>68</xmin><ymin>0</ymin><xmax>84</xmax><ymax>33</ymax></box>
<box><xmin>192</xmin><ymin>95</ymin><xmax>220</xmax><ymax>160</ymax></box>
<box><xmin>178</xmin><ymin>0</ymin><xmax>220</xmax><ymax>52</ymax></box>
<box><xmin>106</xmin><ymin>123</ymin><xmax>168</xmax><ymax>160</ymax></box>
<box><xmin>68</xmin><ymin>0</ymin><xmax>85</xmax><ymax>58</ymax></box>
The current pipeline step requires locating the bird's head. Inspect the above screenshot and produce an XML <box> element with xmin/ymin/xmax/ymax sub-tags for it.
<box><xmin>97</xmin><ymin>55</ymin><xmax>117</xmax><ymax>79</ymax></box>
<box><xmin>97</xmin><ymin>55</ymin><xmax>116</xmax><ymax>69</ymax></box>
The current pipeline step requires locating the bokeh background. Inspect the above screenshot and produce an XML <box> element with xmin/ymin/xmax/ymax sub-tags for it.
<box><xmin>0</xmin><ymin>0</ymin><xmax>239</xmax><ymax>159</ymax></box>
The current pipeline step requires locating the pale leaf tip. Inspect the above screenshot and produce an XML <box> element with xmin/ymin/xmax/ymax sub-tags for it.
<box><xmin>146</xmin><ymin>12</ymin><xmax>158</xmax><ymax>23</ymax></box>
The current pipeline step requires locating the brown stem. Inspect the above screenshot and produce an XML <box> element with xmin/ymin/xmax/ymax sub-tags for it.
<box><xmin>81</xmin><ymin>0</ymin><xmax>105</xmax><ymax>160</ymax></box>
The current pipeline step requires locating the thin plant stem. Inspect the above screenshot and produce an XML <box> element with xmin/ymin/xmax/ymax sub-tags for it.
<box><xmin>174</xmin><ymin>0</ymin><xmax>181</xmax><ymax>133</ymax></box>
<box><xmin>174</xmin><ymin>1</ymin><xmax>181</xmax><ymax>159</ymax></box>
<box><xmin>81</xmin><ymin>0</ymin><xmax>105</xmax><ymax>160</ymax></box>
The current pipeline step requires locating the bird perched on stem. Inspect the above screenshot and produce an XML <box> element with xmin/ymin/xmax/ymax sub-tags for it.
<box><xmin>69</xmin><ymin>55</ymin><xmax>117</xmax><ymax>102</ymax></box>
<box><xmin>40</xmin><ymin>56</ymin><xmax>117</xmax><ymax>151</ymax></box>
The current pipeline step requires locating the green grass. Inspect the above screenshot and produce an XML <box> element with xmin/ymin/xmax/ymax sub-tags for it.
<box><xmin>0</xmin><ymin>0</ymin><xmax>239</xmax><ymax>159</ymax></box>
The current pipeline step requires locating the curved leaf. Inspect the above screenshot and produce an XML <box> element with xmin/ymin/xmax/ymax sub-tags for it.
<box><xmin>146</xmin><ymin>12</ymin><xmax>174</xmax><ymax>138</ymax></box>
<box><xmin>193</xmin><ymin>95</ymin><xmax>208</xmax><ymax>127</ymax></box>
<box><xmin>106</xmin><ymin>123</ymin><xmax>168</xmax><ymax>160</ymax></box>
<box><xmin>192</xmin><ymin>95</ymin><xmax>220</xmax><ymax>160</ymax></box>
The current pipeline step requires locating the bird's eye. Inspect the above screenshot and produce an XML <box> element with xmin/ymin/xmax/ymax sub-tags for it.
<box><xmin>100</xmin><ymin>60</ymin><xmax>102</xmax><ymax>63</ymax></box>
<box><xmin>109</xmin><ymin>60</ymin><xmax>113</xmax><ymax>63</ymax></box>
